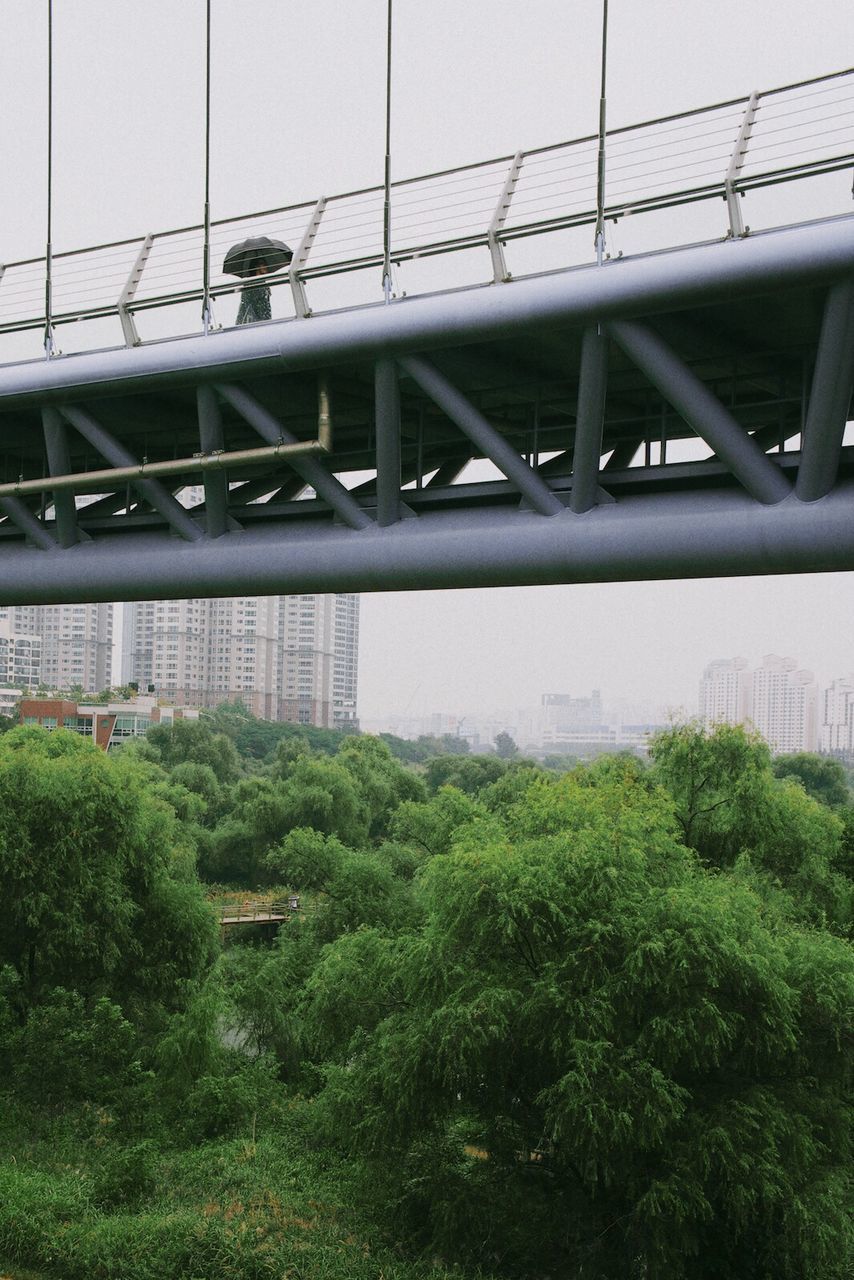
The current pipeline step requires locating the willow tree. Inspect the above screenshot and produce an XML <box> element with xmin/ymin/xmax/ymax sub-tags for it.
<box><xmin>306</xmin><ymin>763</ymin><xmax>853</xmax><ymax>1279</ymax></box>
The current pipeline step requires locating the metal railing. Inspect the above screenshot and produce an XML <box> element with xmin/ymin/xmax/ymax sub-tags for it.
<box><xmin>217</xmin><ymin>897</ymin><xmax>298</xmax><ymax>924</ymax></box>
<box><xmin>0</xmin><ymin>67</ymin><xmax>851</xmax><ymax>355</ymax></box>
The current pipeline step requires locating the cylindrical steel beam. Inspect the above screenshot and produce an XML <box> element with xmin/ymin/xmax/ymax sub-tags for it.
<box><xmin>570</xmin><ymin>326</ymin><xmax>609</xmax><ymax>513</ymax></box>
<box><xmin>608</xmin><ymin>319</ymin><xmax>791</xmax><ymax>505</ymax></box>
<box><xmin>399</xmin><ymin>355</ymin><xmax>563</xmax><ymax>516</ymax></box>
<box><xmin>1</xmin><ymin>484</ymin><xmax>853</xmax><ymax>602</ymax></box>
<box><xmin>59</xmin><ymin>404</ymin><xmax>204</xmax><ymax>542</ymax></box>
<box><xmin>375</xmin><ymin>358</ymin><xmax>401</xmax><ymax>526</ymax></box>
<box><xmin>214</xmin><ymin>383</ymin><xmax>371</xmax><ymax>531</ymax></box>
<box><xmin>42</xmin><ymin>406</ymin><xmax>80</xmax><ymax>547</ymax></box>
<box><xmin>795</xmin><ymin>276</ymin><xmax>854</xmax><ymax>502</ymax></box>
<box><xmin>197</xmin><ymin>385</ymin><xmax>228</xmax><ymax>537</ymax></box>
<box><xmin>2</xmin><ymin>218</ymin><xmax>853</xmax><ymax>408</ymax></box>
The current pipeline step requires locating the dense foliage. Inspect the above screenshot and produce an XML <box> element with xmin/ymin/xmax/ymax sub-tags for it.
<box><xmin>0</xmin><ymin>713</ymin><xmax>850</xmax><ymax>1279</ymax></box>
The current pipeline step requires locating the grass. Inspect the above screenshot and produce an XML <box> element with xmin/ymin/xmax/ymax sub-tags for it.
<box><xmin>0</xmin><ymin>1098</ymin><xmax>480</xmax><ymax>1280</ymax></box>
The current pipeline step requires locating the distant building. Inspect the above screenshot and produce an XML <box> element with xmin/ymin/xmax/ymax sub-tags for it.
<box><xmin>0</xmin><ymin>618</ymin><xmax>42</xmax><ymax>690</ymax></box>
<box><xmin>699</xmin><ymin>657</ymin><xmax>752</xmax><ymax>726</ymax></box>
<box><xmin>820</xmin><ymin>676</ymin><xmax>854</xmax><ymax>756</ymax></box>
<box><xmin>0</xmin><ymin>604</ymin><xmax>112</xmax><ymax>692</ymax></box>
<box><xmin>618</xmin><ymin>723</ymin><xmax>669</xmax><ymax>750</ymax></box>
<box><xmin>332</xmin><ymin>593</ymin><xmax>360</xmax><ymax>729</ymax></box>
<box><xmin>541</xmin><ymin>690</ymin><xmax>607</xmax><ymax>750</ymax></box>
<box><xmin>698</xmin><ymin>654</ymin><xmax>818</xmax><ymax>754</ymax></box>
<box><xmin>279</xmin><ymin>594</ymin><xmax>337</xmax><ymax>727</ymax></box>
<box><xmin>19</xmin><ymin>695</ymin><xmax>199</xmax><ymax>751</ymax></box>
<box><xmin>122</xmin><ymin>593</ymin><xmax>360</xmax><ymax>729</ymax></box>
<box><xmin>750</xmin><ymin>655</ymin><xmax>818</xmax><ymax>754</ymax></box>
<box><xmin>0</xmin><ymin>687</ymin><xmax>24</xmax><ymax>718</ymax></box>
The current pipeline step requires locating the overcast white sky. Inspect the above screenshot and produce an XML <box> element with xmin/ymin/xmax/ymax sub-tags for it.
<box><xmin>2</xmin><ymin>1</ymin><xmax>853</xmax><ymax>718</ymax></box>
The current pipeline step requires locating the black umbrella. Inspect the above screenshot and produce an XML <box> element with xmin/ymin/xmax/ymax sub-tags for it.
<box><xmin>223</xmin><ymin>236</ymin><xmax>293</xmax><ymax>278</ymax></box>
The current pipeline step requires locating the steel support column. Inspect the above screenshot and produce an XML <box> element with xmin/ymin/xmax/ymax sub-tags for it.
<box><xmin>570</xmin><ymin>326</ymin><xmax>609</xmax><ymax>513</ymax></box>
<box><xmin>42</xmin><ymin>406</ymin><xmax>81</xmax><ymax>547</ymax></box>
<box><xmin>59</xmin><ymin>405</ymin><xmax>204</xmax><ymax>541</ymax></box>
<box><xmin>398</xmin><ymin>355</ymin><xmax>563</xmax><ymax>515</ymax></box>
<box><xmin>214</xmin><ymin>383</ymin><xmax>371</xmax><ymax>530</ymax></box>
<box><xmin>374</xmin><ymin>358</ymin><xmax>401</xmax><ymax>525</ymax></box>
<box><xmin>795</xmin><ymin>276</ymin><xmax>854</xmax><ymax>502</ymax></box>
<box><xmin>196</xmin><ymin>385</ymin><xmax>229</xmax><ymax>537</ymax></box>
<box><xmin>608</xmin><ymin>320</ymin><xmax>791</xmax><ymax>504</ymax></box>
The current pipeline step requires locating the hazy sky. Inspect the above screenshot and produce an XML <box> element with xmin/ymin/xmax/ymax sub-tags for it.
<box><xmin>1</xmin><ymin>1</ymin><xmax>853</xmax><ymax>718</ymax></box>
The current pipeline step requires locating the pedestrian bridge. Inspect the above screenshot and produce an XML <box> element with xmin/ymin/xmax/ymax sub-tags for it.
<box><xmin>0</xmin><ymin>67</ymin><xmax>852</xmax><ymax>603</ymax></box>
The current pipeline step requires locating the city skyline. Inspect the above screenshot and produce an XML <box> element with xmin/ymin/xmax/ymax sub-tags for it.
<box><xmin>357</xmin><ymin>573</ymin><xmax>854</xmax><ymax>723</ymax></box>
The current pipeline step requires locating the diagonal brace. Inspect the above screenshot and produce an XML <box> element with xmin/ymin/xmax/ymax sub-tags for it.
<box><xmin>214</xmin><ymin>383</ymin><xmax>371</xmax><ymax>530</ymax></box>
<box><xmin>0</xmin><ymin>497</ymin><xmax>58</xmax><ymax>550</ymax></box>
<box><xmin>59</xmin><ymin>405</ymin><xmax>203</xmax><ymax>541</ymax></box>
<box><xmin>795</xmin><ymin>276</ymin><xmax>854</xmax><ymax>502</ymax></box>
<box><xmin>398</xmin><ymin>355</ymin><xmax>563</xmax><ymax>516</ymax></box>
<box><xmin>608</xmin><ymin>320</ymin><xmax>791</xmax><ymax>505</ymax></box>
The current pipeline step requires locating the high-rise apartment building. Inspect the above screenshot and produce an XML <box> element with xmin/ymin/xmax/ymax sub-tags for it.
<box><xmin>750</xmin><ymin>654</ymin><xmax>818</xmax><ymax>754</ymax></box>
<box><xmin>699</xmin><ymin>654</ymin><xmax>819</xmax><ymax>754</ymax></box>
<box><xmin>0</xmin><ymin>618</ymin><xmax>42</xmax><ymax>690</ymax></box>
<box><xmin>332</xmin><ymin>593</ymin><xmax>360</xmax><ymax>728</ymax></box>
<box><xmin>122</xmin><ymin>593</ymin><xmax>359</xmax><ymax>728</ymax></box>
<box><xmin>279</xmin><ymin>594</ymin><xmax>335</xmax><ymax>726</ymax></box>
<box><xmin>699</xmin><ymin>657</ymin><xmax>752</xmax><ymax>726</ymax></box>
<box><xmin>0</xmin><ymin>604</ymin><xmax>112</xmax><ymax>692</ymax></box>
<box><xmin>820</xmin><ymin>676</ymin><xmax>854</xmax><ymax>756</ymax></box>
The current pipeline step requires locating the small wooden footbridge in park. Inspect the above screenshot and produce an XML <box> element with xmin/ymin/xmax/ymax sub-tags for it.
<box><xmin>217</xmin><ymin>897</ymin><xmax>300</xmax><ymax>937</ymax></box>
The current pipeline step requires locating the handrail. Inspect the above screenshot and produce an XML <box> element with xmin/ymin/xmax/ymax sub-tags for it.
<box><xmin>217</xmin><ymin>897</ymin><xmax>298</xmax><ymax>923</ymax></box>
<box><xmin>0</xmin><ymin>66</ymin><xmax>851</xmax><ymax>354</ymax></box>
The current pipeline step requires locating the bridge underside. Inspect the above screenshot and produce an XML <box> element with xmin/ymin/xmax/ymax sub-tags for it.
<box><xmin>0</xmin><ymin>218</ymin><xmax>852</xmax><ymax>603</ymax></box>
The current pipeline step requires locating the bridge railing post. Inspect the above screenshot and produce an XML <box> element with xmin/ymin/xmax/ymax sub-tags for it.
<box><xmin>289</xmin><ymin>197</ymin><xmax>326</xmax><ymax>318</ymax></box>
<box><xmin>117</xmin><ymin>233</ymin><xmax>153</xmax><ymax>347</ymax></box>
<box><xmin>724</xmin><ymin>91</ymin><xmax>759</xmax><ymax>238</ymax></box>
<box><xmin>487</xmin><ymin>152</ymin><xmax>524</xmax><ymax>283</ymax></box>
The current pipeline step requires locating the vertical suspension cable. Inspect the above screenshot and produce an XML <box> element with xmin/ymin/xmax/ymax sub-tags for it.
<box><xmin>382</xmin><ymin>0</ymin><xmax>393</xmax><ymax>302</ymax></box>
<box><xmin>202</xmin><ymin>0</ymin><xmax>212</xmax><ymax>333</ymax></box>
<box><xmin>594</xmin><ymin>0</ymin><xmax>609</xmax><ymax>265</ymax></box>
<box><xmin>44</xmin><ymin>0</ymin><xmax>54</xmax><ymax>358</ymax></box>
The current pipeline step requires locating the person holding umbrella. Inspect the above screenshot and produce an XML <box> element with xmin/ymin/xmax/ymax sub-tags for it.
<box><xmin>224</xmin><ymin>235</ymin><xmax>293</xmax><ymax>326</ymax></box>
<box><xmin>236</xmin><ymin>261</ymin><xmax>272</xmax><ymax>325</ymax></box>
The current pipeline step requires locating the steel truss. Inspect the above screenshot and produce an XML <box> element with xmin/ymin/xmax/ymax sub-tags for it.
<box><xmin>0</xmin><ymin>217</ymin><xmax>852</xmax><ymax>604</ymax></box>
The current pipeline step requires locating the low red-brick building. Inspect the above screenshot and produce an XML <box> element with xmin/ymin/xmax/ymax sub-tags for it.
<box><xmin>19</xmin><ymin>695</ymin><xmax>200</xmax><ymax>751</ymax></box>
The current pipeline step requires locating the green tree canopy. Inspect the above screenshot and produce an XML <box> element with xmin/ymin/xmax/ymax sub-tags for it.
<box><xmin>309</xmin><ymin>763</ymin><xmax>853</xmax><ymax>1278</ymax></box>
<box><xmin>651</xmin><ymin>722</ymin><xmax>851</xmax><ymax>933</ymax></box>
<box><xmin>0</xmin><ymin>728</ymin><xmax>217</xmax><ymax>1015</ymax></box>
<box><xmin>493</xmin><ymin>730</ymin><xmax>518</xmax><ymax>759</ymax></box>
<box><xmin>337</xmin><ymin>735</ymin><xmax>426</xmax><ymax>837</ymax></box>
<box><xmin>424</xmin><ymin>754</ymin><xmax>509</xmax><ymax>796</ymax></box>
<box><xmin>771</xmin><ymin>751</ymin><xmax>850</xmax><ymax>806</ymax></box>
<box><xmin>142</xmin><ymin>718</ymin><xmax>241</xmax><ymax>785</ymax></box>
